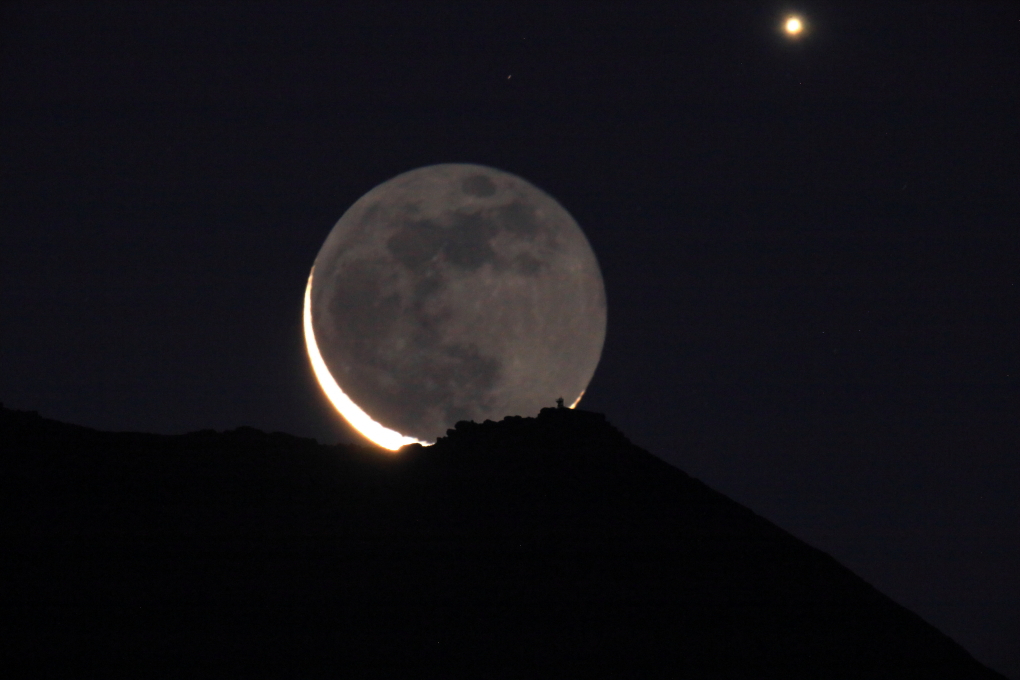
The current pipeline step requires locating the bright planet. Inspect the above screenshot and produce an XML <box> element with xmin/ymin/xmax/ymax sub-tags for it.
<box><xmin>784</xmin><ymin>15</ymin><xmax>804</xmax><ymax>37</ymax></box>
<box><xmin>305</xmin><ymin>164</ymin><xmax>607</xmax><ymax>450</ymax></box>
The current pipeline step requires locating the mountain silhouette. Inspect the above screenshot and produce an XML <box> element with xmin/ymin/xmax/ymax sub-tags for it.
<box><xmin>0</xmin><ymin>403</ymin><xmax>1004</xmax><ymax>678</ymax></box>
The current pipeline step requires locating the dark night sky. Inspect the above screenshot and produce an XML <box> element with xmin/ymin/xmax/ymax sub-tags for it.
<box><xmin>1</xmin><ymin>2</ymin><xmax>1016</xmax><ymax>675</ymax></box>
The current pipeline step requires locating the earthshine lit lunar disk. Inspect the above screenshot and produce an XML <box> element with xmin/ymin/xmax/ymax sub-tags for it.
<box><xmin>305</xmin><ymin>164</ymin><xmax>607</xmax><ymax>448</ymax></box>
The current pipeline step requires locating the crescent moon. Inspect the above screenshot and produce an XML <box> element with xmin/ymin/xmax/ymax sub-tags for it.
<box><xmin>303</xmin><ymin>267</ymin><xmax>426</xmax><ymax>451</ymax></box>
<box><xmin>306</xmin><ymin>164</ymin><xmax>605</xmax><ymax>449</ymax></box>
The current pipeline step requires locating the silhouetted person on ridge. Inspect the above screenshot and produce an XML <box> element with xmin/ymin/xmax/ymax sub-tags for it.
<box><xmin>556</xmin><ymin>397</ymin><xmax>565</xmax><ymax>409</ymax></box>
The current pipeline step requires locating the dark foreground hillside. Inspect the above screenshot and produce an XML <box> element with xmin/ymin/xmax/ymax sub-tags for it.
<box><xmin>0</xmin><ymin>404</ymin><xmax>1004</xmax><ymax>679</ymax></box>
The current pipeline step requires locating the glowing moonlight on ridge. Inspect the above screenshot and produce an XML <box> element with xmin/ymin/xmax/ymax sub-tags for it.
<box><xmin>305</xmin><ymin>164</ymin><xmax>607</xmax><ymax>450</ymax></box>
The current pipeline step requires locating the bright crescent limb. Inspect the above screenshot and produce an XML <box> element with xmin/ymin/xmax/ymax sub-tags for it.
<box><xmin>303</xmin><ymin>268</ymin><xmax>427</xmax><ymax>451</ymax></box>
<box><xmin>569</xmin><ymin>390</ymin><xmax>584</xmax><ymax>409</ymax></box>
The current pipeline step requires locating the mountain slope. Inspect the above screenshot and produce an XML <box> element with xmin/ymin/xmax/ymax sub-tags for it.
<box><xmin>0</xmin><ymin>404</ymin><xmax>1004</xmax><ymax>678</ymax></box>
